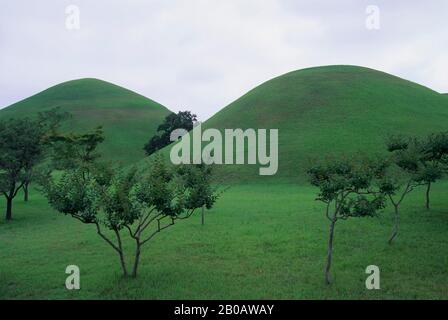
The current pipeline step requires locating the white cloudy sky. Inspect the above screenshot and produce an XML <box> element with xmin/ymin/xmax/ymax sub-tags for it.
<box><xmin>0</xmin><ymin>0</ymin><xmax>447</xmax><ymax>120</ymax></box>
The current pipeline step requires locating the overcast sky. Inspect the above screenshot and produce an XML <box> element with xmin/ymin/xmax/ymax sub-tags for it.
<box><xmin>1</xmin><ymin>0</ymin><xmax>447</xmax><ymax>120</ymax></box>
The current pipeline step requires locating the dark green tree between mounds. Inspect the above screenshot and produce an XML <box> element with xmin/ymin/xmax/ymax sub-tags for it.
<box><xmin>40</xmin><ymin>128</ymin><xmax>217</xmax><ymax>278</ymax></box>
<box><xmin>144</xmin><ymin>110</ymin><xmax>197</xmax><ymax>156</ymax></box>
<box><xmin>308</xmin><ymin>156</ymin><xmax>387</xmax><ymax>285</ymax></box>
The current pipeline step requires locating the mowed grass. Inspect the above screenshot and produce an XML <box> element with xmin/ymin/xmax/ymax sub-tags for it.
<box><xmin>1</xmin><ymin>182</ymin><xmax>447</xmax><ymax>300</ymax></box>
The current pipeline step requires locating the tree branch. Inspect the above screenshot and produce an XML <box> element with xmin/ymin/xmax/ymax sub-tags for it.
<box><xmin>94</xmin><ymin>221</ymin><xmax>121</xmax><ymax>254</ymax></box>
<box><xmin>174</xmin><ymin>208</ymin><xmax>196</xmax><ymax>220</ymax></box>
<box><xmin>124</xmin><ymin>224</ymin><xmax>137</xmax><ymax>240</ymax></box>
<box><xmin>134</xmin><ymin>208</ymin><xmax>161</xmax><ymax>236</ymax></box>
<box><xmin>140</xmin><ymin>217</ymin><xmax>175</xmax><ymax>246</ymax></box>
<box><xmin>12</xmin><ymin>182</ymin><xmax>25</xmax><ymax>198</ymax></box>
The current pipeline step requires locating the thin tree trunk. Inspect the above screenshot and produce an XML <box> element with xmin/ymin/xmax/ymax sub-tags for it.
<box><xmin>131</xmin><ymin>243</ymin><xmax>141</xmax><ymax>278</ymax></box>
<box><xmin>113</xmin><ymin>229</ymin><xmax>128</xmax><ymax>277</ymax></box>
<box><xmin>118</xmin><ymin>250</ymin><xmax>128</xmax><ymax>277</ymax></box>
<box><xmin>5</xmin><ymin>197</ymin><xmax>13</xmax><ymax>221</ymax></box>
<box><xmin>425</xmin><ymin>182</ymin><xmax>431</xmax><ymax>210</ymax></box>
<box><xmin>24</xmin><ymin>182</ymin><xmax>29</xmax><ymax>202</ymax></box>
<box><xmin>201</xmin><ymin>205</ymin><xmax>205</xmax><ymax>226</ymax></box>
<box><xmin>388</xmin><ymin>205</ymin><xmax>399</xmax><ymax>244</ymax></box>
<box><xmin>325</xmin><ymin>219</ymin><xmax>336</xmax><ymax>285</ymax></box>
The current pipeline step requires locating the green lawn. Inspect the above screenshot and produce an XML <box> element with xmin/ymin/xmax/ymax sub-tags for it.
<box><xmin>1</xmin><ymin>182</ymin><xmax>447</xmax><ymax>299</ymax></box>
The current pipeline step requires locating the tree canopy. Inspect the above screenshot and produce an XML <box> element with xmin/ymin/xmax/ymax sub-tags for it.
<box><xmin>144</xmin><ymin>111</ymin><xmax>197</xmax><ymax>156</ymax></box>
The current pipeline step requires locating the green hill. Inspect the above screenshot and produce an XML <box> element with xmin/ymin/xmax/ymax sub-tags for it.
<box><xmin>162</xmin><ymin>65</ymin><xmax>448</xmax><ymax>183</ymax></box>
<box><xmin>0</xmin><ymin>78</ymin><xmax>171</xmax><ymax>164</ymax></box>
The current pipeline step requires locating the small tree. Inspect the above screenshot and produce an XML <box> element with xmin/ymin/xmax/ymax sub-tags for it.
<box><xmin>144</xmin><ymin>111</ymin><xmax>197</xmax><ymax>156</ymax></box>
<box><xmin>308</xmin><ymin>156</ymin><xmax>386</xmax><ymax>285</ymax></box>
<box><xmin>41</xmin><ymin>156</ymin><xmax>216</xmax><ymax>278</ymax></box>
<box><xmin>46</xmin><ymin>126</ymin><xmax>104</xmax><ymax>171</ymax></box>
<box><xmin>40</xmin><ymin>129</ymin><xmax>216</xmax><ymax>277</ymax></box>
<box><xmin>382</xmin><ymin>137</ymin><xmax>426</xmax><ymax>244</ymax></box>
<box><xmin>178</xmin><ymin>163</ymin><xmax>217</xmax><ymax>226</ymax></box>
<box><xmin>419</xmin><ymin>132</ymin><xmax>448</xmax><ymax>209</ymax></box>
<box><xmin>387</xmin><ymin>133</ymin><xmax>448</xmax><ymax>210</ymax></box>
<box><xmin>20</xmin><ymin>108</ymin><xmax>70</xmax><ymax>202</ymax></box>
<box><xmin>0</xmin><ymin>118</ymin><xmax>45</xmax><ymax>220</ymax></box>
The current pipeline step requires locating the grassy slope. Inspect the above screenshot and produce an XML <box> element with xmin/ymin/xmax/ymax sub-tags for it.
<box><xmin>0</xmin><ymin>79</ymin><xmax>171</xmax><ymax>164</ymax></box>
<box><xmin>196</xmin><ymin>65</ymin><xmax>448</xmax><ymax>183</ymax></box>
<box><xmin>1</xmin><ymin>183</ymin><xmax>447</xmax><ymax>299</ymax></box>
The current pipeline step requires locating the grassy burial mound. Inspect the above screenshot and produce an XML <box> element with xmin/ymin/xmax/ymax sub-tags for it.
<box><xmin>0</xmin><ymin>78</ymin><xmax>171</xmax><ymax>164</ymax></box>
<box><xmin>196</xmin><ymin>65</ymin><xmax>448</xmax><ymax>182</ymax></box>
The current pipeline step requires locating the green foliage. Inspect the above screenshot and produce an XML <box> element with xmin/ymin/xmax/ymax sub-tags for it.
<box><xmin>386</xmin><ymin>134</ymin><xmax>409</xmax><ymax>152</ymax></box>
<box><xmin>46</xmin><ymin>127</ymin><xmax>105</xmax><ymax>171</ymax></box>
<box><xmin>0</xmin><ymin>117</ymin><xmax>47</xmax><ymax>219</ymax></box>
<box><xmin>144</xmin><ymin>111</ymin><xmax>197</xmax><ymax>156</ymax></box>
<box><xmin>42</xmin><ymin>168</ymin><xmax>101</xmax><ymax>223</ymax></box>
<box><xmin>385</xmin><ymin>133</ymin><xmax>447</xmax><ymax>211</ymax></box>
<box><xmin>422</xmin><ymin>131</ymin><xmax>448</xmax><ymax>164</ymax></box>
<box><xmin>40</xmin><ymin>125</ymin><xmax>217</xmax><ymax>277</ymax></box>
<box><xmin>308</xmin><ymin>155</ymin><xmax>387</xmax><ymax>220</ymax></box>
<box><xmin>308</xmin><ymin>155</ymin><xmax>386</xmax><ymax>284</ymax></box>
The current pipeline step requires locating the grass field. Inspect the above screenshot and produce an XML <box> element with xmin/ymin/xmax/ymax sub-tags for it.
<box><xmin>1</xmin><ymin>182</ymin><xmax>447</xmax><ymax>300</ymax></box>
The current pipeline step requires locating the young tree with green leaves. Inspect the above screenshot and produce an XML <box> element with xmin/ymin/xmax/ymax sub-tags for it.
<box><xmin>40</xmin><ymin>127</ymin><xmax>217</xmax><ymax>277</ymax></box>
<box><xmin>308</xmin><ymin>156</ymin><xmax>386</xmax><ymax>285</ymax></box>
<box><xmin>0</xmin><ymin>118</ymin><xmax>45</xmax><ymax>220</ymax></box>
<box><xmin>419</xmin><ymin>132</ymin><xmax>448</xmax><ymax>209</ymax></box>
<box><xmin>19</xmin><ymin>109</ymin><xmax>70</xmax><ymax>202</ymax></box>
<box><xmin>41</xmin><ymin>158</ymin><xmax>217</xmax><ymax>278</ymax></box>
<box><xmin>386</xmin><ymin>133</ymin><xmax>448</xmax><ymax>210</ymax></box>
<box><xmin>178</xmin><ymin>163</ymin><xmax>217</xmax><ymax>226</ymax></box>
<box><xmin>382</xmin><ymin>137</ymin><xmax>426</xmax><ymax>244</ymax></box>
<box><xmin>46</xmin><ymin>126</ymin><xmax>105</xmax><ymax>171</ymax></box>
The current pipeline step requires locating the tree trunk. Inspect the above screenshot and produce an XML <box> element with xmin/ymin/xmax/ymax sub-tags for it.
<box><xmin>115</xmin><ymin>229</ymin><xmax>128</xmax><ymax>277</ymax></box>
<box><xmin>425</xmin><ymin>182</ymin><xmax>431</xmax><ymax>210</ymax></box>
<box><xmin>388</xmin><ymin>205</ymin><xmax>400</xmax><ymax>244</ymax></box>
<box><xmin>24</xmin><ymin>182</ymin><xmax>29</xmax><ymax>202</ymax></box>
<box><xmin>201</xmin><ymin>205</ymin><xmax>205</xmax><ymax>226</ymax></box>
<box><xmin>5</xmin><ymin>197</ymin><xmax>13</xmax><ymax>221</ymax></box>
<box><xmin>325</xmin><ymin>219</ymin><xmax>336</xmax><ymax>285</ymax></box>
<box><xmin>131</xmin><ymin>243</ymin><xmax>141</xmax><ymax>278</ymax></box>
<box><xmin>118</xmin><ymin>250</ymin><xmax>128</xmax><ymax>277</ymax></box>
